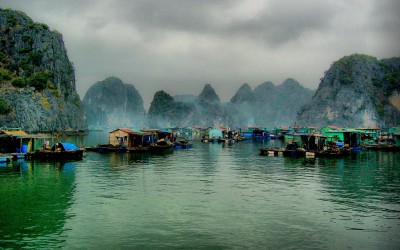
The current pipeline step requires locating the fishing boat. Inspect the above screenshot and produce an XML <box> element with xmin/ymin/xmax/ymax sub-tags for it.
<box><xmin>258</xmin><ymin>147</ymin><xmax>284</xmax><ymax>156</ymax></box>
<box><xmin>174</xmin><ymin>137</ymin><xmax>192</xmax><ymax>149</ymax></box>
<box><xmin>97</xmin><ymin>144</ymin><xmax>127</xmax><ymax>153</ymax></box>
<box><xmin>25</xmin><ymin>142</ymin><xmax>84</xmax><ymax>160</ymax></box>
<box><xmin>282</xmin><ymin>142</ymin><xmax>307</xmax><ymax>157</ymax></box>
<box><xmin>149</xmin><ymin>139</ymin><xmax>174</xmax><ymax>153</ymax></box>
<box><xmin>0</xmin><ymin>156</ymin><xmax>10</xmax><ymax>163</ymax></box>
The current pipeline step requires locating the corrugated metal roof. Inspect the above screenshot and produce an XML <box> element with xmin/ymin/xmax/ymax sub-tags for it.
<box><xmin>0</xmin><ymin>130</ymin><xmax>29</xmax><ymax>136</ymax></box>
<box><xmin>109</xmin><ymin>128</ymin><xmax>151</xmax><ymax>135</ymax></box>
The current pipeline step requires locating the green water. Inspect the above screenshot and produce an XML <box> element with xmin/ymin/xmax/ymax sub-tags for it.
<box><xmin>0</xmin><ymin>137</ymin><xmax>399</xmax><ymax>249</ymax></box>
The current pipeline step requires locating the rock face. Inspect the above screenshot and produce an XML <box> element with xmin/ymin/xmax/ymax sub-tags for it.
<box><xmin>148</xmin><ymin>84</ymin><xmax>228</xmax><ymax>128</ymax></box>
<box><xmin>195</xmin><ymin>84</ymin><xmax>226</xmax><ymax>126</ymax></box>
<box><xmin>297</xmin><ymin>54</ymin><xmax>400</xmax><ymax>127</ymax></box>
<box><xmin>148</xmin><ymin>90</ymin><xmax>196</xmax><ymax>128</ymax></box>
<box><xmin>82</xmin><ymin>77</ymin><xmax>145</xmax><ymax>129</ymax></box>
<box><xmin>148</xmin><ymin>81</ymin><xmax>314</xmax><ymax>129</ymax></box>
<box><xmin>0</xmin><ymin>8</ymin><xmax>85</xmax><ymax>131</ymax></box>
<box><xmin>228</xmin><ymin>79</ymin><xmax>314</xmax><ymax>128</ymax></box>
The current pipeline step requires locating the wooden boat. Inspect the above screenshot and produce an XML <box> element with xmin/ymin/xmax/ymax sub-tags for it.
<box><xmin>86</xmin><ymin>144</ymin><xmax>128</xmax><ymax>153</ymax></box>
<box><xmin>127</xmin><ymin>146</ymin><xmax>150</xmax><ymax>153</ymax></box>
<box><xmin>282</xmin><ymin>142</ymin><xmax>307</xmax><ymax>157</ymax></box>
<box><xmin>98</xmin><ymin>144</ymin><xmax>127</xmax><ymax>153</ymax></box>
<box><xmin>174</xmin><ymin>137</ymin><xmax>192</xmax><ymax>149</ymax></box>
<box><xmin>259</xmin><ymin>148</ymin><xmax>284</xmax><ymax>156</ymax></box>
<box><xmin>149</xmin><ymin>139</ymin><xmax>174</xmax><ymax>153</ymax></box>
<box><xmin>0</xmin><ymin>156</ymin><xmax>10</xmax><ymax>163</ymax></box>
<box><xmin>11</xmin><ymin>153</ymin><xmax>25</xmax><ymax>160</ymax></box>
<box><xmin>315</xmin><ymin>147</ymin><xmax>349</xmax><ymax>157</ymax></box>
<box><xmin>363</xmin><ymin>143</ymin><xmax>400</xmax><ymax>152</ymax></box>
<box><xmin>25</xmin><ymin>142</ymin><xmax>84</xmax><ymax>160</ymax></box>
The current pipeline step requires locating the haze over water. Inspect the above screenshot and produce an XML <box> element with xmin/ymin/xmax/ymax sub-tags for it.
<box><xmin>1</xmin><ymin>134</ymin><xmax>399</xmax><ymax>249</ymax></box>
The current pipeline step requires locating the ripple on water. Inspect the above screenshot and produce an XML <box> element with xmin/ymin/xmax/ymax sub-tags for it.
<box><xmin>1</xmin><ymin>142</ymin><xmax>400</xmax><ymax>249</ymax></box>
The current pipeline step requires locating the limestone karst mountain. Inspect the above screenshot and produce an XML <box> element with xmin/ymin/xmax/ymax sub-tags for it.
<box><xmin>297</xmin><ymin>54</ymin><xmax>400</xmax><ymax>127</ymax></box>
<box><xmin>82</xmin><ymin>77</ymin><xmax>145</xmax><ymax>129</ymax></box>
<box><xmin>0</xmin><ymin>8</ymin><xmax>85</xmax><ymax>131</ymax></box>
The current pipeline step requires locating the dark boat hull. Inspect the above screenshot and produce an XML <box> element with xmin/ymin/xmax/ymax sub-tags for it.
<box><xmin>149</xmin><ymin>145</ymin><xmax>174</xmax><ymax>153</ymax></box>
<box><xmin>25</xmin><ymin>150</ymin><xmax>84</xmax><ymax>160</ymax></box>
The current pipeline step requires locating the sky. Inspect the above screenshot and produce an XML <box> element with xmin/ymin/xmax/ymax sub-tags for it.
<box><xmin>1</xmin><ymin>0</ymin><xmax>399</xmax><ymax>109</ymax></box>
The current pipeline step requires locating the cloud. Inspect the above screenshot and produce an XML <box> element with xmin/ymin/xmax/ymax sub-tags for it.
<box><xmin>1</xmin><ymin>0</ymin><xmax>399</xmax><ymax>109</ymax></box>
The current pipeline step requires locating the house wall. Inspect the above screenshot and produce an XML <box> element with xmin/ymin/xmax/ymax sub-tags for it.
<box><xmin>209</xmin><ymin>129</ymin><xmax>222</xmax><ymax>138</ymax></box>
<box><xmin>109</xmin><ymin>130</ymin><xmax>130</xmax><ymax>146</ymax></box>
<box><xmin>395</xmin><ymin>135</ymin><xmax>400</xmax><ymax>147</ymax></box>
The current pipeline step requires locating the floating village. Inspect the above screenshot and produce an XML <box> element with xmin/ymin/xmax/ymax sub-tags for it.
<box><xmin>0</xmin><ymin>124</ymin><xmax>400</xmax><ymax>164</ymax></box>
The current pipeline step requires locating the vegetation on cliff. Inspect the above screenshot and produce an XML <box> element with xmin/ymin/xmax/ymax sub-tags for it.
<box><xmin>297</xmin><ymin>54</ymin><xmax>400</xmax><ymax>127</ymax></box>
<box><xmin>0</xmin><ymin>8</ymin><xmax>85</xmax><ymax>131</ymax></box>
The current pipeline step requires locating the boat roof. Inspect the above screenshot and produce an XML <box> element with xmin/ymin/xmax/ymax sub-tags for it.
<box><xmin>355</xmin><ymin>127</ymin><xmax>381</xmax><ymax>131</ymax></box>
<box><xmin>109</xmin><ymin>128</ymin><xmax>153</xmax><ymax>136</ymax></box>
<box><xmin>60</xmin><ymin>142</ymin><xmax>79</xmax><ymax>150</ymax></box>
<box><xmin>0</xmin><ymin>130</ymin><xmax>29</xmax><ymax>136</ymax></box>
<box><xmin>0</xmin><ymin>130</ymin><xmax>50</xmax><ymax>139</ymax></box>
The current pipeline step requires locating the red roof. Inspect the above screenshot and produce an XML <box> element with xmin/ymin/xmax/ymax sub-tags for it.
<box><xmin>109</xmin><ymin>128</ymin><xmax>137</xmax><ymax>134</ymax></box>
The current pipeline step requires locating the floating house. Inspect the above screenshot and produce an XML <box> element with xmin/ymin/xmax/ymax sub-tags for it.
<box><xmin>208</xmin><ymin>128</ymin><xmax>223</xmax><ymax>139</ymax></box>
<box><xmin>393</xmin><ymin>126</ymin><xmax>400</xmax><ymax>147</ymax></box>
<box><xmin>109</xmin><ymin>128</ymin><xmax>154</xmax><ymax>148</ymax></box>
<box><xmin>320</xmin><ymin>125</ymin><xmax>341</xmax><ymax>134</ymax></box>
<box><xmin>0</xmin><ymin>129</ymin><xmax>50</xmax><ymax>153</ymax></box>
<box><xmin>322</xmin><ymin>128</ymin><xmax>361</xmax><ymax>149</ymax></box>
<box><xmin>200</xmin><ymin>127</ymin><xmax>223</xmax><ymax>142</ymax></box>
<box><xmin>356</xmin><ymin>127</ymin><xmax>382</xmax><ymax>145</ymax></box>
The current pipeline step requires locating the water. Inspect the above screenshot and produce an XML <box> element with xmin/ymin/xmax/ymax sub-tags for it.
<box><xmin>1</xmin><ymin>135</ymin><xmax>400</xmax><ymax>249</ymax></box>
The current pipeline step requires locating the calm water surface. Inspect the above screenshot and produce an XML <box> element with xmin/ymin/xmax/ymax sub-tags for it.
<box><xmin>1</xmin><ymin>134</ymin><xmax>399</xmax><ymax>249</ymax></box>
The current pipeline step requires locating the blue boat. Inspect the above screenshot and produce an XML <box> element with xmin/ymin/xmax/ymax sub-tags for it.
<box><xmin>0</xmin><ymin>157</ymin><xmax>9</xmax><ymax>163</ymax></box>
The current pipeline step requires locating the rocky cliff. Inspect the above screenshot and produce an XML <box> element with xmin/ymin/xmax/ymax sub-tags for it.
<box><xmin>82</xmin><ymin>77</ymin><xmax>145</xmax><ymax>129</ymax></box>
<box><xmin>148</xmin><ymin>90</ymin><xmax>196</xmax><ymax>128</ymax></box>
<box><xmin>148</xmin><ymin>84</ymin><xmax>228</xmax><ymax>128</ymax></box>
<box><xmin>297</xmin><ymin>54</ymin><xmax>400</xmax><ymax>127</ymax></box>
<box><xmin>195</xmin><ymin>84</ymin><xmax>226</xmax><ymax>126</ymax></box>
<box><xmin>0</xmin><ymin>8</ymin><xmax>85</xmax><ymax>132</ymax></box>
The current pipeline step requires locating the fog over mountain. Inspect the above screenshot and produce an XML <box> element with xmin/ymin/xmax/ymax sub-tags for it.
<box><xmin>1</xmin><ymin>1</ymin><xmax>398</xmax><ymax>109</ymax></box>
<box><xmin>145</xmin><ymin>79</ymin><xmax>314</xmax><ymax>129</ymax></box>
<box><xmin>82</xmin><ymin>77</ymin><xmax>145</xmax><ymax>129</ymax></box>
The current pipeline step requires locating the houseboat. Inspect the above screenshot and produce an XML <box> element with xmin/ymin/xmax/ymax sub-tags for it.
<box><xmin>25</xmin><ymin>142</ymin><xmax>84</xmax><ymax>160</ymax></box>
<box><xmin>93</xmin><ymin>128</ymin><xmax>155</xmax><ymax>153</ymax></box>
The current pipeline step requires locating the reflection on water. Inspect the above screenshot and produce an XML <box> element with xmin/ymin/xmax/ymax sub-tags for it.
<box><xmin>0</xmin><ymin>138</ymin><xmax>399</xmax><ymax>249</ymax></box>
<box><xmin>0</xmin><ymin>160</ymin><xmax>77</xmax><ymax>249</ymax></box>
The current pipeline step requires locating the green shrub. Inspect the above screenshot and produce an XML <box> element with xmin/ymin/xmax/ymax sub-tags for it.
<box><xmin>6</xmin><ymin>14</ymin><xmax>17</xmax><ymax>26</ymax></box>
<box><xmin>18</xmin><ymin>47</ymin><xmax>32</xmax><ymax>54</ymax></box>
<box><xmin>29</xmin><ymin>51</ymin><xmax>43</xmax><ymax>66</ymax></box>
<box><xmin>39</xmin><ymin>23</ymin><xmax>49</xmax><ymax>30</ymax></box>
<box><xmin>0</xmin><ymin>68</ymin><xmax>12</xmax><ymax>81</ymax></box>
<box><xmin>0</xmin><ymin>98</ymin><xmax>12</xmax><ymax>114</ymax></box>
<box><xmin>28</xmin><ymin>71</ymin><xmax>49</xmax><ymax>91</ymax></box>
<box><xmin>11</xmin><ymin>77</ymin><xmax>27</xmax><ymax>87</ymax></box>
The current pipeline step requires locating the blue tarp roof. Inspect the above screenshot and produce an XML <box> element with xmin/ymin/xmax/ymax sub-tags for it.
<box><xmin>60</xmin><ymin>142</ymin><xmax>79</xmax><ymax>150</ymax></box>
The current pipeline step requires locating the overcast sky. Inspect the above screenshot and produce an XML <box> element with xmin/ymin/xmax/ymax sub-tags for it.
<box><xmin>1</xmin><ymin>0</ymin><xmax>399</xmax><ymax>109</ymax></box>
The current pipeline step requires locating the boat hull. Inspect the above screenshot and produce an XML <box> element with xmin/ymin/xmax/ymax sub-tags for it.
<box><xmin>25</xmin><ymin>150</ymin><xmax>84</xmax><ymax>160</ymax></box>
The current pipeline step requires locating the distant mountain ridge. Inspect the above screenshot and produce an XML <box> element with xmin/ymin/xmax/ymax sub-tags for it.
<box><xmin>84</xmin><ymin>54</ymin><xmax>399</xmax><ymax>129</ymax></box>
<box><xmin>228</xmin><ymin>78</ymin><xmax>315</xmax><ymax>128</ymax></box>
<box><xmin>147</xmin><ymin>79</ymin><xmax>314</xmax><ymax>128</ymax></box>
